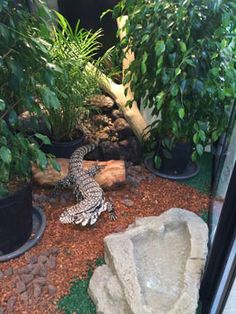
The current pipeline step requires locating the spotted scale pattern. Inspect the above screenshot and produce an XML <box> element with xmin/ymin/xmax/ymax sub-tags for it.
<box><xmin>56</xmin><ymin>144</ymin><xmax>117</xmax><ymax>226</ymax></box>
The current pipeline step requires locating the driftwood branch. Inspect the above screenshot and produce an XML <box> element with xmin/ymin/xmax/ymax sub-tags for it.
<box><xmin>86</xmin><ymin>16</ymin><xmax>148</xmax><ymax>142</ymax></box>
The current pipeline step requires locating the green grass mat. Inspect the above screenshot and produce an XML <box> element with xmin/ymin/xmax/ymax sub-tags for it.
<box><xmin>58</xmin><ymin>258</ymin><xmax>104</xmax><ymax>314</ymax></box>
<box><xmin>180</xmin><ymin>153</ymin><xmax>213</xmax><ymax>195</ymax></box>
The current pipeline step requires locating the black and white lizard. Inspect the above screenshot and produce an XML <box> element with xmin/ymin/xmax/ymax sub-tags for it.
<box><xmin>53</xmin><ymin>144</ymin><xmax>117</xmax><ymax>226</ymax></box>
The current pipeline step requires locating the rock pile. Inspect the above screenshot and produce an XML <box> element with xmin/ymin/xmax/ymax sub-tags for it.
<box><xmin>0</xmin><ymin>248</ymin><xmax>58</xmax><ymax>312</ymax></box>
<box><xmin>83</xmin><ymin>95</ymin><xmax>141</xmax><ymax>162</ymax></box>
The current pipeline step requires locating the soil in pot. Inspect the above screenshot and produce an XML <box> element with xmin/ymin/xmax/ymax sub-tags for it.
<box><xmin>157</xmin><ymin>142</ymin><xmax>193</xmax><ymax>175</ymax></box>
<box><xmin>0</xmin><ymin>183</ymin><xmax>32</xmax><ymax>255</ymax></box>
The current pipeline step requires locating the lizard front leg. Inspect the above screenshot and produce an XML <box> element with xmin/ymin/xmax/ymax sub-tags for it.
<box><xmin>51</xmin><ymin>175</ymin><xmax>74</xmax><ymax>197</ymax></box>
<box><xmin>86</xmin><ymin>165</ymin><xmax>105</xmax><ymax>177</ymax></box>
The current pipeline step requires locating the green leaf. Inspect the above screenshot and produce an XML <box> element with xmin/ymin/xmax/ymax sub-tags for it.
<box><xmin>154</xmin><ymin>154</ymin><xmax>162</xmax><ymax>169</ymax></box>
<box><xmin>175</xmin><ymin>68</ymin><xmax>181</xmax><ymax>76</ymax></box>
<box><xmin>185</xmin><ymin>59</ymin><xmax>195</xmax><ymax>67</ymax></box>
<box><xmin>35</xmin><ymin>133</ymin><xmax>51</xmax><ymax>145</ymax></box>
<box><xmin>199</xmin><ymin>130</ymin><xmax>206</xmax><ymax>142</ymax></box>
<box><xmin>50</xmin><ymin>158</ymin><xmax>61</xmax><ymax>172</ymax></box>
<box><xmin>196</xmin><ymin>144</ymin><xmax>204</xmax><ymax>156</ymax></box>
<box><xmin>141</xmin><ymin>52</ymin><xmax>148</xmax><ymax>74</ymax></box>
<box><xmin>141</xmin><ymin>61</ymin><xmax>147</xmax><ymax>74</ymax></box>
<box><xmin>0</xmin><ymin>146</ymin><xmax>12</xmax><ymax>164</ymax></box>
<box><xmin>155</xmin><ymin>91</ymin><xmax>165</xmax><ymax>109</ymax></box>
<box><xmin>157</xmin><ymin>55</ymin><xmax>164</xmax><ymax>68</ymax></box>
<box><xmin>0</xmin><ymin>99</ymin><xmax>6</xmax><ymax>111</ymax></box>
<box><xmin>212</xmin><ymin>131</ymin><xmax>219</xmax><ymax>142</ymax></box>
<box><xmin>178</xmin><ymin>108</ymin><xmax>185</xmax><ymax>119</ymax></box>
<box><xmin>179</xmin><ymin>41</ymin><xmax>187</xmax><ymax>53</ymax></box>
<box><xmin>39</xmin><ymin>86</ymin><xmax>60</xmax><ymax>109</ymax></box>
<box><xmin>192</xmin><ymin>151</ymin><xmax>198</xmax><ymax>162</ymax></box>
<box><xmin>36</xmin><ymin>150</ymin><xmax>48</xmax><ymax>170</ymax></box>
<box><xmin>211</xmin><ymin>68</ymin><xmax>219</xmax><ymax>77</ymax></box>
<box><xmin>170</xmin><ymin>83</ymin><xmax>178</xmax><ymax>96</ymax></box>
<box><xmin>155</xmin><ymin>40</ymin><xmax>165</xmax><ymax>57</ymax></box>
<box><xmin>193</xmin><ymin>133</ymin><xmax>199</xmax><ymax>144</ymax></box>
<box><xmin>8</xmin><ymin>110</ymin><xmax>18</xmax><ymax>126</ymax></box>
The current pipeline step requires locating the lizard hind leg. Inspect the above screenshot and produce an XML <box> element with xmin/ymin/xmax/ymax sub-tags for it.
<box><xmin>105</xmin><ymin>201</ymin><xmax>117</xmax><ymax>221</ymax></box>
<box><xmin>73</xmin><ymin>185</ymin><xmax>83</xmax><ymax>202</ymax></box>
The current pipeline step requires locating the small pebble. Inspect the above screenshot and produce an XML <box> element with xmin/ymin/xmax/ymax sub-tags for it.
<box><xmin>7</xmin><ymin>296</ymin><xmax>16</xmax><ymax>312</ymax></box>
<box><xmin>39</xmin><ymin>267</ymin><xmax>48</xmax><ymax>277</ymax></box>
<box><xmin>41</xmin><ymin>251</ymin><xmax>50</xmax><ymax>257</ymax></box>
<box><xmin>21</xmin><ymin>274</ymin><xmax>34</xmax><ymax>285</ymax></box>
<box><xmin>48</xmin><ymin>284</ymin><xmax>56</xmax><ymax>295</ymax></box>
<box><xmin>32</xmin><ymin>264</ymin><xmax>41</xmax><ymax>276</ymax></box>
<box><xmin>23</xmin><ymin>263</ymin><xmax>34</xmax><ymax>274</ymax></box>
<box><xmin>46</xmin><ymin>256</ymin><xmax>56</xmax><ymax>270</ymax></box>
<box><xmin>20</xmin><ymin>291</ymin><xmax>28</xmax><ymax>304</ymax></box>
<box><xmin>38</xmin><ymin>255</ymin><xmax>48</xmax><ymax>264</ymax></box>
<box><xmin>0</xmin><ymin>270</ymin><xmax>4</xmax><ymax>279</ymax></box>
<box><xmin>33</xmin><ymin>284</ymin><xmax>42</xmax><ymax>299</ymax></box>
<box><xmin>50</xmin><ymin>247</ymin><xmax>59</xmax><ymax>255</ymax></box>
<box><xmin>16</xmin><ymin>280</ymin><xmax>26</xmax><ymax>293</ymax></box>
<box><xmin>33</xmin><ymin>277</ymin><xmax>47</xmax><ymax>286</ymax></box>
<box><xmin>5</xmin><ymin>267</ymin><xmax>13</xmax><ymax>277</ymax></box>
<box><xmin>122</xmin><ymin>198</ymin><xmax>134</xmax><ymax>207</ymax></box>
<box><xmin>30</xmin><ymin>256</ymin><xmax>38</xmax><ymax>264</ymax></box>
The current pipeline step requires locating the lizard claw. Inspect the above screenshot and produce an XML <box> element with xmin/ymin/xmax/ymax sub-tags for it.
<box><xmin>109</xmin><ymin>211</ymin><xmax>117</xmax><ymax>221</ymax></box>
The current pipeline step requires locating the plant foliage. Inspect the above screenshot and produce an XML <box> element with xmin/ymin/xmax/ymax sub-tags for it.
<box><xmin>45</xmin><ymin>13</ymin><xmax>105</xmax><ymax>141</ymax></box>
<box><xmin>113</xmin><ymin>0</ymin><xmax>236</xmax><ymax>161</ymax></box>
<box><xmin>0</xmin><ymin>0</ymin><xmax>59</xmax><ymax>196</ymax></box>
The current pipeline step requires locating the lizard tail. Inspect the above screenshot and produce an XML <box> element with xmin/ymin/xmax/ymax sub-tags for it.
<box><xmin>69</xmin><ymin>144</ymin><xmax>97</xmax><ymax>172</ymax></box>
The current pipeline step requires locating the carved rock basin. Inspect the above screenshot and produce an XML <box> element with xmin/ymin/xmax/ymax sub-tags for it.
<box><xmin>88</xmin><ymin>208</ymin><xmax>208</xmax><ymax>314</ymax></box>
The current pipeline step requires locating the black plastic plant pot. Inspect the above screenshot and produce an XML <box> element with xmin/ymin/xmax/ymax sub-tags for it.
<box><xmin>0</xmin><ymin>183</ymin><xmax>32</xmax><ymax>255</ymax></box>
<box><xmin>144</xmin><ymin>141</ymin><xmax>200</xmax><ymax>180</ymax></box>
<box><xmin>158</xmin><ymin>141</ymin><xmax>193</xmax><ymax>175</ymax></box>
<box><xmin>42</xmin><ymin>135</ymin><xmax>85</xmax><ymax>158</ymax></box>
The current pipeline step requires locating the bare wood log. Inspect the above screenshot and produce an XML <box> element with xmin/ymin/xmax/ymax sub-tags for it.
<box><xmin>32</xmin><ymin>159</ymin><xmax>126</xmax><ymax>190</ymax></box>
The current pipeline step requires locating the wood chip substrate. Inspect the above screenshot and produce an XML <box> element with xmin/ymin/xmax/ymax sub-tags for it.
<box><xmin>0</xmin><ymin>165</ymin><xmax>210</xmax><ymax>313</ymax></box>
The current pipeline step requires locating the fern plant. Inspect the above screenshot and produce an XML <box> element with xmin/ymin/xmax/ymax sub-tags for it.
<box><xmin>45</xmin><ymin>13</ymin><xmax>104</xmax><ymax>141</ymax></box>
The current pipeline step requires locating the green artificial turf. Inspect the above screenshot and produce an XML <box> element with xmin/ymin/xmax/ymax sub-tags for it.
<box><xmin>180</xmin><ymin>153</ymin><xmax>213</xmax><ymax>195</ymax></box>
<box><xmin>58</xmin><ymin>258</ymin><xmax>105</xmax><ymax>314</ymax></box>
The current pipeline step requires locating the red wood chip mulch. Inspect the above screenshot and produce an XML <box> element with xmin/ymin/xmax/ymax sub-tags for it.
<box><xmin>0</xmin><ymin>168</ymin><xmax>210</xmax><ymax>314</ymax></box>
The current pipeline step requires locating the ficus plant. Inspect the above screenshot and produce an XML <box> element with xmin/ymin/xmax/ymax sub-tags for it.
<box><xmin>0</xmin><ymin>0</ymin><xmax>60</xmax><ymax>197</ymax></box>
<box><xmin>113</xmin><ymin>0</ymin><xmax>236</xmax><ymax>166</ymax></box>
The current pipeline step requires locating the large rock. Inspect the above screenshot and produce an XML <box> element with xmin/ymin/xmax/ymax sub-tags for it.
<box><xmin>88</xmin><ymin>208</ymin><xmax>208</xmax><ymax>314</ymax></box>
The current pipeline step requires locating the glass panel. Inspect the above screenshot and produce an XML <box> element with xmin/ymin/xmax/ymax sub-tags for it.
<box><xmin>210</xmin><ymin>105</ymin><xmax>236</xmax><ymax>244</ymax></box>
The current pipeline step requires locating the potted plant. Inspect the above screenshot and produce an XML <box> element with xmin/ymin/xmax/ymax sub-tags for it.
<box><xmin>113</xmin><ymin>0</ymin><xmax>236</xmax><ymax>178</ymax></box>
<box><xmin>0</xmin><ymin>0</ymin><xmax>59</xmax><ymax>256</ymax></box>
<box><xmin>41</xmin><ymin>13</ymin><xmax>104</xmax><ymax>158</ymax></box>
